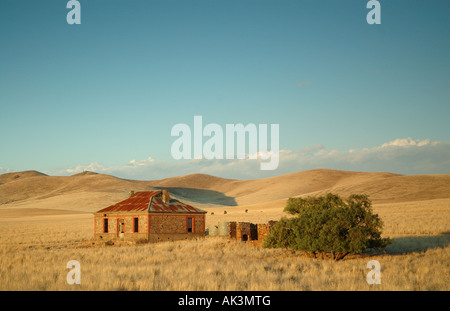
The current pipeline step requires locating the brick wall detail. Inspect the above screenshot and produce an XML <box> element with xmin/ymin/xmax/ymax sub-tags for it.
<box><xmin>227</xmin><ymin>220</ymin><xmax>277</xmax><ymax>246</ymax></box>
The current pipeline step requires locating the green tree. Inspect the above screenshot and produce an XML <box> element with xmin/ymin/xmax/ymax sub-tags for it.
<box><xmin>263</xmin><ymin>193</ymin><xmax>392</xmax><ymax>260</ymax></box>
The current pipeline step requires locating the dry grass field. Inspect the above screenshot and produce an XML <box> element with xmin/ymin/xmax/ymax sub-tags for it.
<box><xmin>0</xmin><ymin>169</ymin><xmax>449</xmax><ymax>291</ymax></box>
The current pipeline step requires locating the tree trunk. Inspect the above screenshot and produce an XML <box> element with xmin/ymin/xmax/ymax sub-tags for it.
<box><xmin>334</xmin><ymin>251</ymin><xmax>350</xmax><ymax>261</ymax></box>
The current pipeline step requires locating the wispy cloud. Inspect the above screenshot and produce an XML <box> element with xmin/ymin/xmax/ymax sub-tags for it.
<box><xmin>297</xmin><ymin>81</ymin><xmax>311</xmax><ymax>87</ymax></box>
<box><xmin>47</xmin><ymin>137</ymin><xmax>450</xmax><ymax>180</ymax></box>
<box><xmin>275</xmin><ymin>137</ymin><xmax>450</xmax><ymax>176</ymax></box>
<box><xmin>379</xmin><ymin>137</ymin><xmax>438</xmax><ymax>148</ymax></box>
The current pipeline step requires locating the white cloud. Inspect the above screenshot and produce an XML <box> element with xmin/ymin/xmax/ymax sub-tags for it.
<box><xmin>0</xmin><ymin>166</ymin><xmax>11</xmax><ymax>175</ymax></box>
<box><xmin>65</xmin><ymin>162</ymin><xmax>106</xmax><ymax>174</ymax></box>
<box><xmin>274</xmin><ymin>138</ymin><xmax>450</xmax><ymax>176</ymax></box>
<box><xmin>44</xmin><ymin>137</ymin><xmax>450</xmax><ymax>180</ymax></box>
<box><xmin>379</xmin><ymin>137</ymin><xmax>436</xmax><ymax>148</ymax></box>
<box><xmin>129</xmin><ymin>157</ymin><xmax>155</xmax><ymax>167</ymax></box>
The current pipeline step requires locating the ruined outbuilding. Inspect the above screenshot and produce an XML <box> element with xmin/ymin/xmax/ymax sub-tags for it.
<box><xmin>94</xmin><ymin>190</ymin><xmax>206</xmax><ymax>242</ymax></box>
<box><xmin>208</xmin><ymin>220</ymin><xmax>277</xmax><ymax>246</ymax></box>
<box><xmin>227</xmin><ymin>221</ymin><xmax>277</xmax><ymax>246</ymax></box>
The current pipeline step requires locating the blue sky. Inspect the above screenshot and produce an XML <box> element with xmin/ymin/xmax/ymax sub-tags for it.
<box><xmin>0</xmin><ymin>0</ymin><xmax>449</xmax><ymax>179</ymax></box>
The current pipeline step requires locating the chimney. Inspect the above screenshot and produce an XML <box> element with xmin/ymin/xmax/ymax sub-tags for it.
<box><xmin>162</xmin><ymin>190</ymin><xmax>170</xmax><ymax>203</ymax></box>
<box><xmin>129</xmin><ymin>190</ymin><xmax>135</xmax><ymax>198</ymax></box>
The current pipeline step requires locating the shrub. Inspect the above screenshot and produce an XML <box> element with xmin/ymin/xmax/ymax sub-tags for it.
<box><xmin>263</xmin><ymin>193</ymin><xmax>392</xmax><ymax>260</ymax></box>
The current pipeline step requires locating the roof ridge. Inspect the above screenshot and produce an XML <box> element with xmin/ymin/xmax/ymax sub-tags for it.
<box><xmin>95</xmin><ymin>189</ymin><xmax>206</xmax><ymax>214</ymax></box>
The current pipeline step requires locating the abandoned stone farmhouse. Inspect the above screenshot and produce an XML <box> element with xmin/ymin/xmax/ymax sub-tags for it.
<box><xmin>94</xmin><ymin>190</ymin><xmax>206</xmax><ymax>242</ymax></box>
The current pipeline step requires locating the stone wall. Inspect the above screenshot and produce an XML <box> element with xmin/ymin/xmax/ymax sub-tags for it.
<box><xmin>148</xmin><ymin>213</ymin><xmax>205</xmax><ymax>242</ymax></box>
<box><xmin>149</xmin><ymin>214</ymin><xmax>204</xmax><ymax>234</ymax></box>
<box><xmin>257</xmin><ymin>220</ymin><xmax>277</xmax><ymax>241</ymax></box>
<box><xmin>226</xmin><ymin>220</ymin><xmax>277</xmax><ymax>246</ymax></box>
<box><xmin>94</xmin><ymin>214</ymin><xmax>148</xmax><ymax>239</ymax></box>
<box><xmin>94</xmin><ymin>213</ymin><xmax>205</xmax><ymax>243</ymax></box>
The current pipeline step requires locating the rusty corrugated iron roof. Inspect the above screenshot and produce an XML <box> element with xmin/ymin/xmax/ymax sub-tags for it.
<box><xmin>148</xmin><ymin>196</ymin><xmax>205</xmax><ymax>213</ymax></box>
<box><xmin>95</xmin><ymin>191</ymin><xmax>206</xmax><ymax>214</ymax></box>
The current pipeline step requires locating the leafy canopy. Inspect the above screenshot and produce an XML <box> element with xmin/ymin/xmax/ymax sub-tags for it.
<box><xmin>263</xmin><ymin>193</ymin><xmax>392</xmax><ymax>260</ymax></box>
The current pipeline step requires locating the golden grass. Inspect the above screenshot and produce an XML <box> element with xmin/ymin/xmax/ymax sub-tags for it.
<box><xmin>1</xmin><ymin>234</ymin><xmax>448</xmax><ymax>291</ymax></box>
<box><xmin>0</xmin><ymin>198</ymin><xmax>449</xmax><ymax>291</ymax></box>
<box><xmin>373</xmin><ymin>199</ymin><xmax>450</xmax><ymax>235</ymax></box>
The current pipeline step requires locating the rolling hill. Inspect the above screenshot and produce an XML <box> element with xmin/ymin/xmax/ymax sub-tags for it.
<box><xmin>0</xmin><ymin>169</ymin><xmax>449</xmax><ymax>214</ymax></box>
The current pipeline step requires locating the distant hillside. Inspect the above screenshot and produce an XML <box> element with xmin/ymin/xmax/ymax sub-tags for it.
<box><xmin>1</xmin><ymin>169</ymin><xmax>450</xmax><ymax>211</ymax></box>
<box><xmin>0</xmin><ymin>170</ymin><xmax>48</xmax><ymax>184</ymax></box>
<box><xmin>144</xmin><ymin>169</ymin><xmax>450</xmax><ymax>205</ymax></box>
<box><xmin>0</xmin><ymin>171</ymin><xmax>153</xmax><ymax>205</ymax></box>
